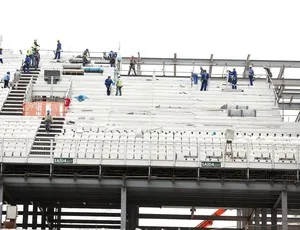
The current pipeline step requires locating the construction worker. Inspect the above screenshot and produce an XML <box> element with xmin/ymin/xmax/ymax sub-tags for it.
<box><xmin>248</xmin><ymin>66</ymin><xmax>254</xmax><ymax>86</ymax></box>
<box><xmin>0</xmin><ymin>46</ymin><xmax>3</xmax><ymax>64</ymax></box>
<box><xmin>228</xmin><ymin>68</ymin><xmax>238</xmax><ymax>89</ymax></box>
<box><xmin>45</xmin><ymin>110</ymin><xmax>53</xmax><ymax>132</ymax></box>
<box><xmin>128</xmin><ymin>56</ymin><xmax>137</xmax><ymax>75</ymax></box>
<box><xmin>104</xmin><ymin>76</ymin><xmax>113</xmax><ymax>96</ymax></box>
<box><xmin>82</xmin><ymin>48</ymin><xmax>90</xmax><ymax>66</ymax></box>
<box><xmin>13</xmin><ymin>69</ymin><xmax>21</xmax><ymax>89</ymax></box>
<box><xmin>3</xmin><ymin>72</ymin><xmax>10</xmax><ymax>88</ymax></box>
<box><xmin>200</xmin><ymin>69</ymin><xmax>209</xmax><ymax>91</ymax></box>
<box><xmin>192</xmin><ymin>72</ymin><xmax>198</xmax><ymax>85</ymax></box>
<box><xmin>32</xmin><ymin>39</ymin><xmax>40</xmax><ymax>52</ymax></box>
<box><xmin>115</xmin><ymin>76</ymin><xmax>123</xmax><ymax>96</ymax></box>
<box><xmin>54</xmin><ymin>40</ymin><xmax>62</xmax><ymax>60</ymax></box>
<box><xmin>23</xmin><ymin>55</ymin><xmax>31</xmax><ymax>73</ymax></box>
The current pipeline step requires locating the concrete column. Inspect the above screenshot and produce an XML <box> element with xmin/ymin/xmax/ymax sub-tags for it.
<box><xmin>282</xmin><ymin>191</ymin><xmax>288</xmax><ymax>230</ymax></box>
<box><xmin>254</xmin><ymin>208</ymin><xmax>260</xmax><ymax>230</ymax></box>
<box><xmin>128</xmin><ymin>205</ymin><xmax>139</xmax><ymax>230</ymax></box>
<box><xmin>32</xmin><ymin>202</ymin><xmax>38</xmax><ymax>229</ymax></box>
<box><xmin>47</xmin><ymin>207</ymin><xmax>54</xmax><ymax>229</ymax></box>
<box><xmin>137</xmin><ymin>52</ymin><xmax>141</xmax><ymax>75</ymax></box>
<box><xmin>208</xmin><ymin>54</ymin><xmax>213</xmax><ymax>78</ymax></box>
<box><xmin>261</xmin><ymin>208</ymin><xmax>267</xmax><ymax>229</ymax></box>
<box><xmin>41</xmin><ymin>206</ymin><xmax>46</xmax><ymax>230</ymax></box>
<box><xmin>121</xmin><ymin>186</ymin><xmax>127</xmax><ymax>230</ymax></box>
<box><xmin>22</xmin><ymin>203</ymin><xmax>29</xmax><ymax>229</ymax></box>
<box><xmin>271</xmin><ymin>208</ymin><xmax>277</xmax><ymax>230</ymax></box>
<box><xmin>237</xmin><ymin>209</ymin><xmax>242</xmax><ymax>228</ymax></box>
<box><xmin>56</xmin><ymin>207</ymin><xmax>61</xmax><ymax>230</ymax></box>
<box><xmin>174</xmin><ymin>53</ymin><xmax>177</xmax><ymax>77</ymax></box>
<box><xmin>0</xmin><ymin>184</ymin><xmax>3</xmax><ymax>227</ymax></box>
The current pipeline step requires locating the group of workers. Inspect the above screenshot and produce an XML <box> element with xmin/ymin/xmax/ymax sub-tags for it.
<box><xmin>23</xmin><ymin>39</ymin><xmax>40</xmax><ymax>73</ymax></box>
<box><xmin>105</xmin><ymin>75</ymin><xmax>123</xmax><ymax>96</ymax></box>
<box><xmin>192</xmin><ymin>66</ymin><xmax>255</xmax><ymax>90</ymax></box>
<box><xmin>227</xmin><ymin>66</ymin><xmax>255</xmax><ymax>89</ymax></box>
<box><xmin>192</xmin><ymin>67</ymin><xmax>210</xmax><ymax>91</ymax></box>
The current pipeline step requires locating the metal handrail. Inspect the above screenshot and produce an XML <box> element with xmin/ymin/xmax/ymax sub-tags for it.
<box><xmin>65</xmin><ymin>77</ymin><xmax>73</xmax><ymax>99</ymax></box>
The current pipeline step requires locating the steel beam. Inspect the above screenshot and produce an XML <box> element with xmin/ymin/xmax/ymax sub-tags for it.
<box><xmin>282</xmin><ymin>191</ymin><xmax>288</xmax><ymax>230</ymax></box>
<box><xmin>278</xmin><ymin>102</ymin><xmax>300</xmax><ymax>110</ymax></box>
<box><xmin>122</xmin><ymin>57</ymin><xmax>300</xmax><ymax>68</ymax></box>
<box><xmin>139</xmin><ymin>214</ymin><xmax>248</xmax><ymax>221</ymax></box>
<box><xmin>273</xmin><ymin>193</ymin><xmax>282</xmax><ymax>210</ymax></box>
<box><xmin>272</xmin><ymin>79</ymin><xmax>300</xmax><ymax>87</ymax></box>
<box><xmin>121</xmin><ymin>186</ymin><xmax>127</xmax><ymax>230</ymax></box>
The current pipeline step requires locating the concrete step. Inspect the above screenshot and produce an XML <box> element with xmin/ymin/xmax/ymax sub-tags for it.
<box><xmin>0</xmin><ymin>111</ymin><xmax>23</xmax><ymax>116</ymax></box>
<box><xmin>29</xmin><ymin>150</ymin><xmax>50</xmax><ymax>155</ymax></box>
<box><xmin>2</xmin><ymin>104</ymin><xmax>22</xmax><ymax>108</ymax></box>
<box><xmin>1</xmin><ymin>107</ymin><xmax>23</xmax><ymax>112</ymax></box>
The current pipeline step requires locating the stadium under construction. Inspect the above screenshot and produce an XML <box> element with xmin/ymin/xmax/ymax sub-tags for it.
<box><xmin>0</xmin><ymin>51</ymin><xmax>300</xmax><ymax>229</ymax></box>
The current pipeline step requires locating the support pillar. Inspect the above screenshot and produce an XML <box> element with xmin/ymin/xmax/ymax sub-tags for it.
<box><xmin>41</xmin><ymin>206</ymin><xmax>46</xmax><ymax>230</ymax></box>
<box><xmin>121</xmin><ymin>186</ymin><xmax>127</xmax><ymax>230</ymax></box>
<box><xmin>281</xmin><ymin>191</ymin><xmax>288</xmax><ymax>230</ymax></box>
<box><xmin>22</xmin><ymin>203</ymin><xmax>29</xmax><ymax>229</ymax></box>
<box><xmin>56</xmin><ymin>206</ymin><xmax>61</xmax><ymax>230</ymax></box>
<box><xmin>254</xmin><ymin>208</ymin><xmax>260</xmax><ymax>230</ymax></box>
<box><xmin>243</xmin><ymin>54</ymin><xmax>251</xmax><ymax>78</ymax></box>
<box><xmin>261</xmin><ymin>208</ymin><xmax>267</xmax><ymax>229</ymax></box>
<box><xmin>208</xmin><ymin>54</ymin><xmax>213</xmax><ymax>78</ymax></box>
<box><xmin>47</xmin><ymin>207</ymin><xmax>54</xmax><ymax>229</ymax></box>
<box><xmin>271</xmin><ymin>208</ymin><xmax>277</xmax><ymax>230</ymax></box>
<box><xmin>0</xmin><ymin>184</ymin><xmax>2</xmax><ymax>228</ymax></box>
<box><xmin>137</xmin><ymin>52</ymin><xmax>141</xmax><ymax>75</ymax></box>
<box><xmin>174</xmin><ymin>53</ymin><xmax>177</xmax><ymax>77</ymax></box>
<box><xmin>237</xmin><ymin>209</ymin><xmax>242</xmax><ymax>228</ymax></box>
<box><xmin>128</xmin><ymin>205</ymin><xmax>139</xmax><ymax>230</ymax></box>
<box><xmin>32</xmin><ymin>202</ymin><xmax>38</xmax><ymax>229</ymax></box>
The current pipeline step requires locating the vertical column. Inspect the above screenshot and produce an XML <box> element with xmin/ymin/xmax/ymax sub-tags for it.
<box><xmin>121</xmin><ymin>186</ymin><xmax>127</xmax><ymax>230</ymax></box>
<box><xmin>41</xmin><ymin>206</ymin><xmax>46</xmax><ymax>230</ymax></box>
<box><xmin>128</xmin><ymin>205</ymin><xmax>139</xmax><ymax>230</ymax></box>
<box><xmin>22</xmin><ymin>203</ymin><xmax>29</xmax><ymax>229</ymax></box>
<box><xmin>271</xmin><ymin>208</ymin><xmax>277</xmax><ymax>230</ymax></box>
<box><xmin>0</xmin><ymin>184</ymin><xmax>2</xmax><ymax>228</ymax></box>
<box><xmin>254</xmin><ymin>208</ymin><xmax>260</xmax><ymax>230</ymax></box>
<box><xmin>32</xmin><ymin>202</ymin><xmax>38</xmax><ymax>229</ymax></box>
<box><xmin>261</xmin><ymin>208</ymin><xmax>267</xmax><ymax>229</ymax></box>
<box><xmin>237</xmin><ymin>209</ymin><xmax>242</xmax><ymax>228</ymax></box>
<box><xmin>281</xmin><ymin>191</ymin><xmax>288</xmax><ymax>230</ymax></box>
<box><xmin>56</xmin><ymin>206</ymin><xmax>61</xmax><ymax>230</ymax></box>
<box><xmin>137</xmin><ymin>52</ymin><xmax>141</xmax><ymax>75</ymax></box>
<box><xmin>174</xmin><ymin>53</ymin><xmax>177</xmax><ymax>77</ymax></box>
<box><xmin>47</xmin><ymin>207</ymin><xmax>54</xmax><ymax>229</ymax></box>
<box><xmin>208</xmin><ymin>54</ymin><xmax>213</xmax><ymax>78</ymax></box>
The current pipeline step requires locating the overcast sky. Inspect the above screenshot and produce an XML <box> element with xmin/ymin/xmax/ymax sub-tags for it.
<box><xmin>2</xmin><ymin>0</ymin><xmax>300</xmax><ymax>60</ymax></box>
<box><xmin>1</xmin><ymin>0</ymin><xmax>296</xmax><ymax>228</ymax></box>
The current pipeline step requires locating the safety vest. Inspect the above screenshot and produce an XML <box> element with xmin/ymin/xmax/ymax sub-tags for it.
<box><xmin>117</xmin><ymin>79</ymin><xmax>123</xmax><ymax>87</ymax></box>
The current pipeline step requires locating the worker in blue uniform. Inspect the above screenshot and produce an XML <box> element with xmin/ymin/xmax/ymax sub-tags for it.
<box><xmin>23</xmin><ymin>55</ymin><xmax>31</xmax><ymax>73</ymax></box>
<box><xmin>105</xmin><ymin>76</ymin><xmax>114</xmax><ymax>96</ymax></box>
<box><xmin>228</xmin><ymin>68</ymin><xmax>237</xmax><ymax>89</ymax></box>
<box><xmin>200</xmin><ymin>69</ymin><xmax>209</xmax><ymax>91</ymax></box>
<box><xmin>54</xmin><ymin>40</ymin><xmax>62</xmax><ymax>60</ymax></box>
<box><xmin>192</xmin><ymin>73</ymin><xmax>198</xmax><ymax>85</ymax></box>
<box><xmin>248</xmin><ymin>66</ymin><xmax>254</xmax><ymax>86</ymax></box>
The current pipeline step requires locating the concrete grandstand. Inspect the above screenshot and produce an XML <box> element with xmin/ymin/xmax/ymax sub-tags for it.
<box><xmin>0</xmin><ymin>50</ymin><xmax>300</xmax><ymax>229</ymax></box>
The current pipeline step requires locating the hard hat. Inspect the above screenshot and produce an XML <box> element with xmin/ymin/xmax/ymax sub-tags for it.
<box><xmin>47</xmin><ymin>110</ymin><xmax>50</xmax><ymax>113</ymax></box>
<box><xmin>249</xmin><ymin>65</ymin><xmax>252</xmax><ymax>68</ymax></box>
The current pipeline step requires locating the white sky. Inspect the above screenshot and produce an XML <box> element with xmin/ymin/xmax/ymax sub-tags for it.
<box><xmin>2</xmin><ymin>0</ymin><xmax>300</xmax><ymax>60</ymax></box>
<box><xmin>1</xmin><ymin>0</ymin><xmax>298</xmax><ymax>228</ymax></box>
